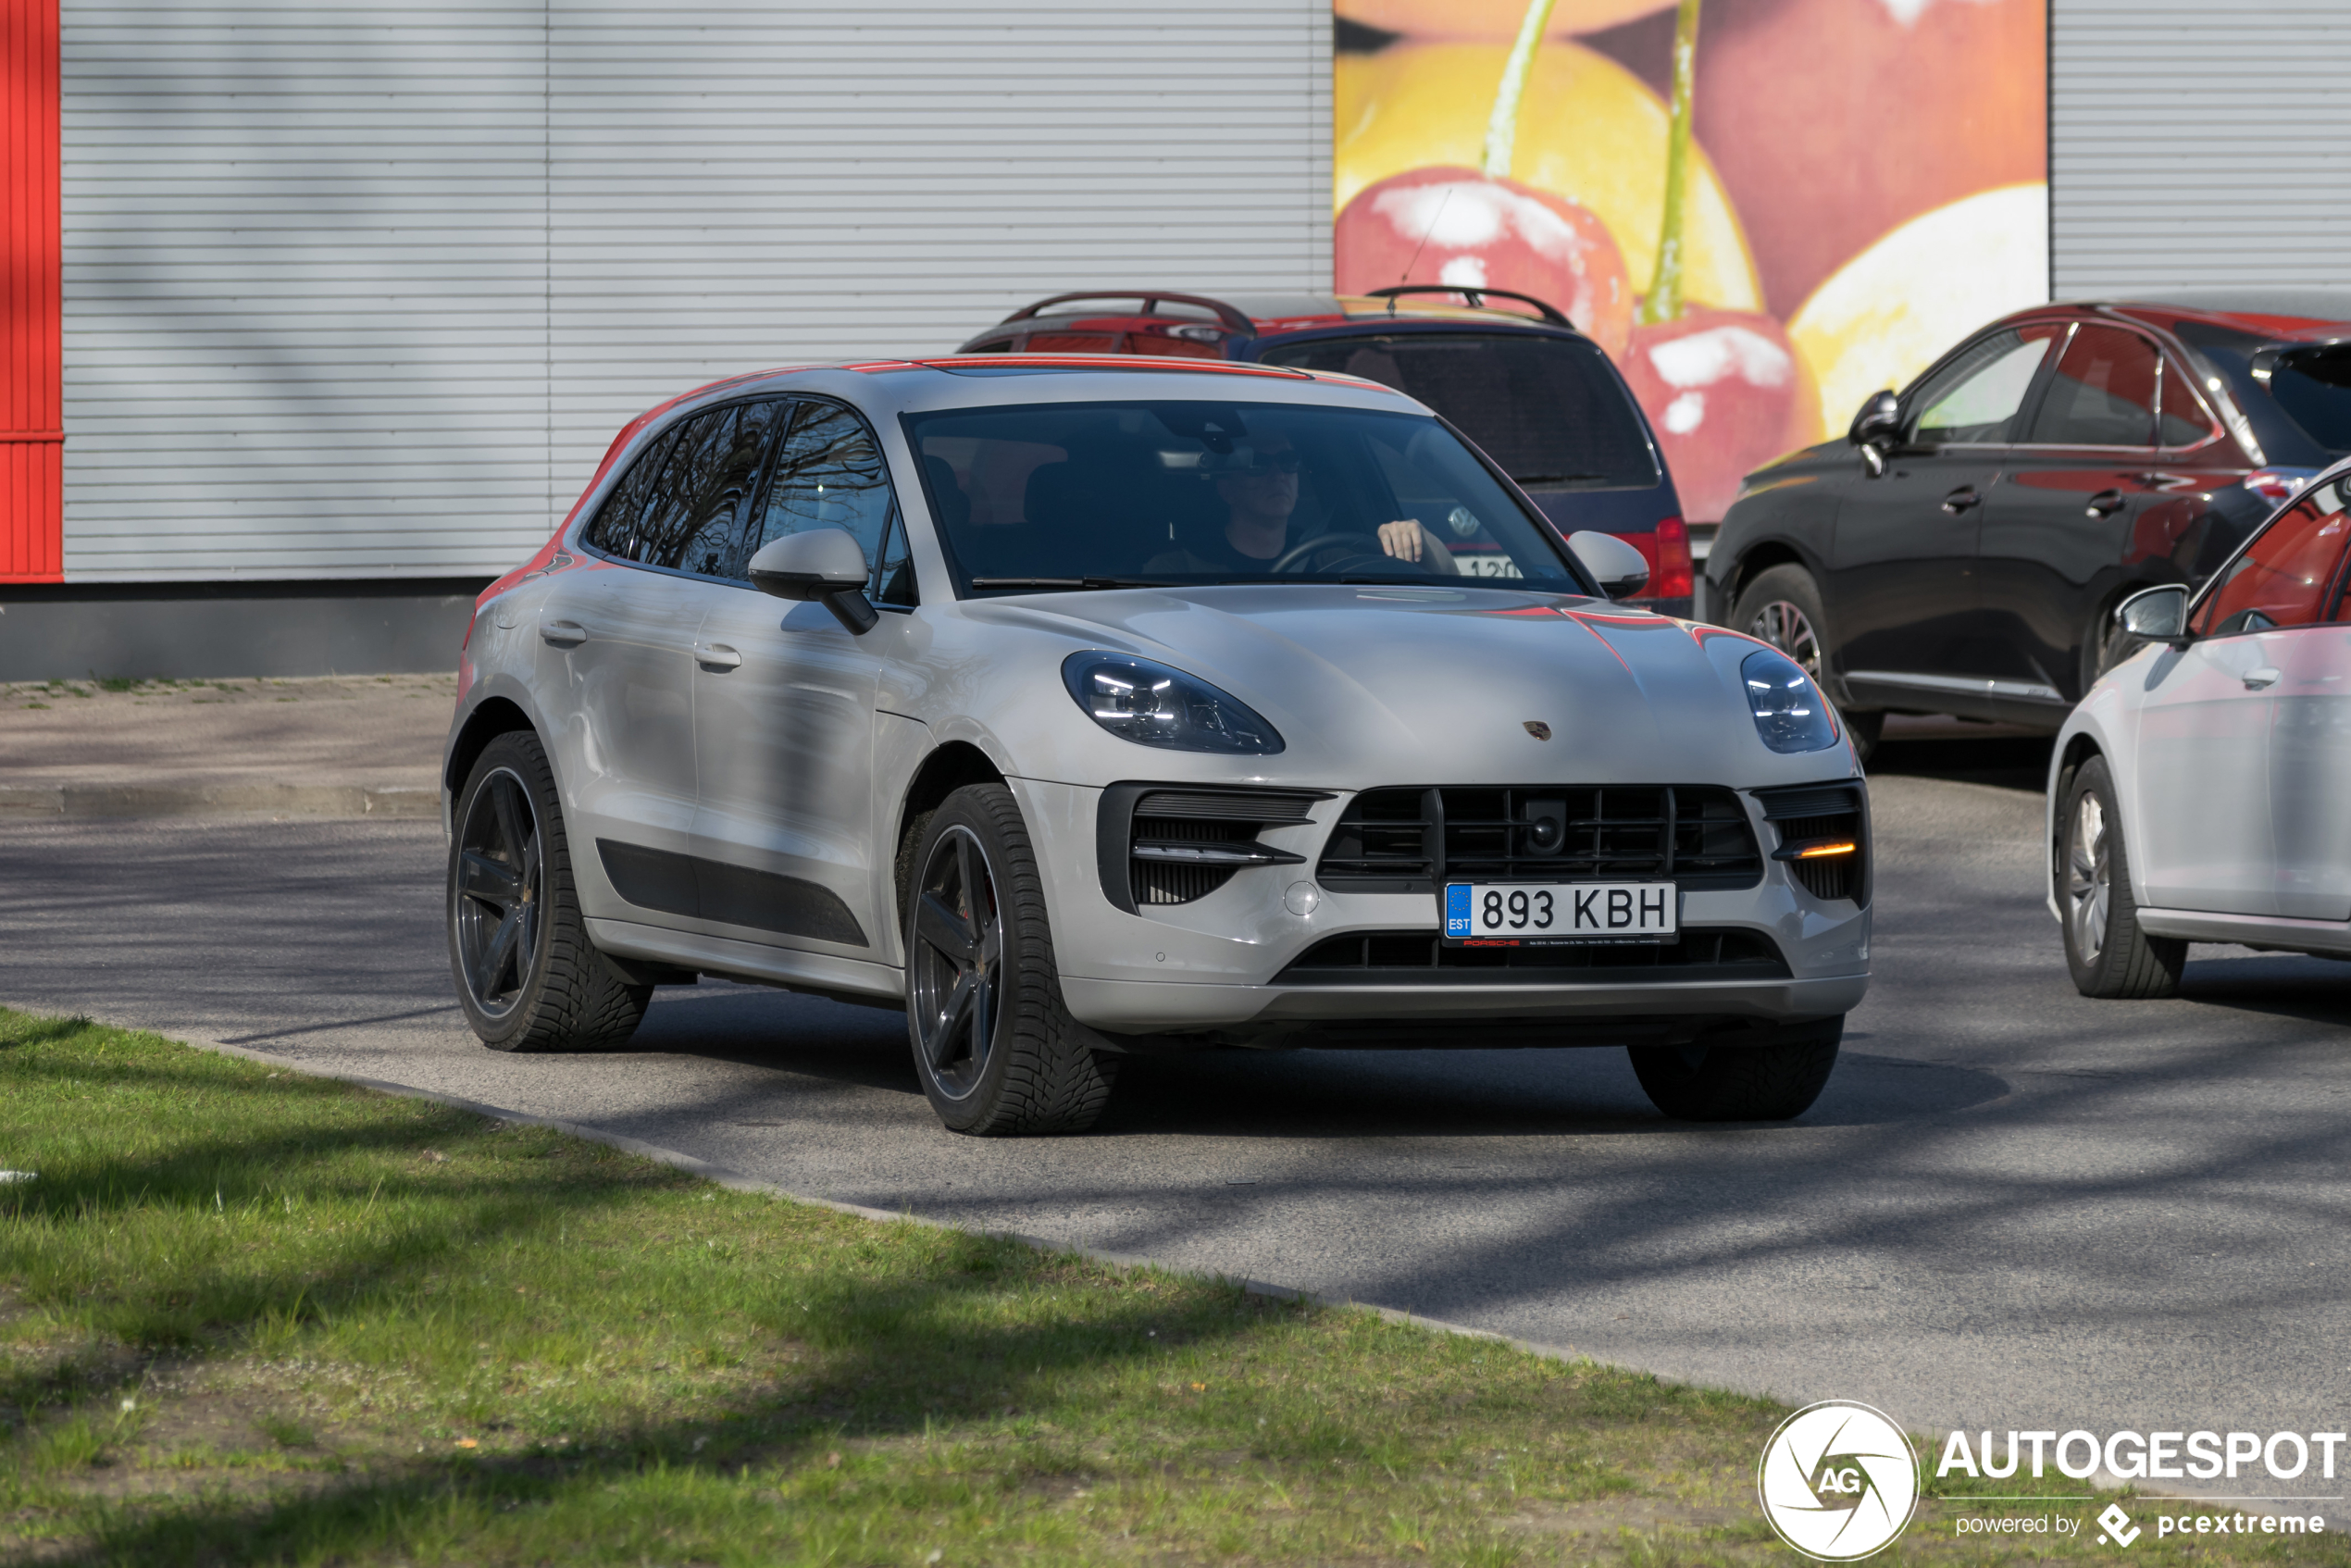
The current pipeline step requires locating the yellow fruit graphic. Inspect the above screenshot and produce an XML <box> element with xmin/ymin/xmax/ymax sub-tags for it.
<box><xmin>1337</xmin><ymin>42</ymin><xmax>1762</xmax><ymax>317</ymax></box>
<box><xmin>1788</xmin><ymin>184</ymin><xmax>2050</xmax><ymax>439</ymax></box>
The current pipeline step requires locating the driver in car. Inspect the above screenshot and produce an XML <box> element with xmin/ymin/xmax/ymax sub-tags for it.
<box><xmin>1145</xmin><ymin>432</ymin><xmax>1455</xmax><ymax>575</ymax></box>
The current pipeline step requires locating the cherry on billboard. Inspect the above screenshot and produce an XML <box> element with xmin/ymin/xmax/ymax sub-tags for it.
<box><xmin>1336</xmin><ymin>0</ymin><xmax>2048</xmax><ymax>524</ymax></box>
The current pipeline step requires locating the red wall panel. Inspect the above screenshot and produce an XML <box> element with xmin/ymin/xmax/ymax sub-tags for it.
<box><xmin>1</xmin><ymin>0</ymin><xmax>60</xmax><ymax>582</ymax></box>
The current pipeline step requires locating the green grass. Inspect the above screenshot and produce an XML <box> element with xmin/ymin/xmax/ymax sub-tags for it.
<box><xmin>0</xmin><ymin>1010</ymin><xmax>2340</xmax><ymax>1567</ymax></box>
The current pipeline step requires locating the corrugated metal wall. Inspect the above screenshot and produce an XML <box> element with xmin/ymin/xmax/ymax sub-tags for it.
<box><xmin>60</xmin><ymin>1</ymin><xmax>1332</xmax><ymax>582</ymax></box>
<box><xmin>2051</xmin><ymin>0</ymin><xmax>2351</xmax><ymax>296</ymax></box>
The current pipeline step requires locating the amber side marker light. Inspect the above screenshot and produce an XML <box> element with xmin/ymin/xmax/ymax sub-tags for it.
<box><xmin>1795</xmin><ymin>841</ymin><xmax>1857</xmax><ymax>859</ymax></box>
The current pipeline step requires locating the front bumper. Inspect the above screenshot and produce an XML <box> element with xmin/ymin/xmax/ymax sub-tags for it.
<box><xmin>1008</xmin><ymin>776</ymin><xmax>1872</xmax><ymax>1044</ymax></box>
<box><xmin>1063</xmin><ymin>972</ymin><xmax>1868</xmax><ymax>1049</ymax></box>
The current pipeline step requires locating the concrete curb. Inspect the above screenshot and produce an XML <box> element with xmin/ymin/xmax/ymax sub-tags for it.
<box><xmin>0</xmin><ymin>783</ymin><xmax>438</xmax><ymax>820</ymax></box>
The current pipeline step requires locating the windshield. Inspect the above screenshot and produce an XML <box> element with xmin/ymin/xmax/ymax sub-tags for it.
<box><xmin>1254</xmin><ymin>331</ymin><xmax>1660</xmax><ymax>491</ymax></box>
<box><xmin>904</xmin><ymin>400</ymin><xmax>1587</xmax><ymax>593</ymax></box>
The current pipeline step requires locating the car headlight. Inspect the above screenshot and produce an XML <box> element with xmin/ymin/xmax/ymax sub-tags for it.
<box><xmin>1061</xmin><ymin>653</ymin><xmax>1285</xmax><ymax>755</ymax></box>
<box><xmin>1741</xmin><ymin>648</ymin><xmax>1839</xmax><ymax>753</ymax></box>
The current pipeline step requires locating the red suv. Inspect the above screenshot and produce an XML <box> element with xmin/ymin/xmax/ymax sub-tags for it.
<box><xmin>956</xmin><ymin>289</ymin><xmax>1694</xmax><ymax>616</ymax></box>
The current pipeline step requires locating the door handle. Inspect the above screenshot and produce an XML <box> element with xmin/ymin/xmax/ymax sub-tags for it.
<box><xmin>2085</xmin><ymin>489</ymin><xmax>2127</xmax><ymax>517</ymax></box>
<box><xmin>540</xmin><ymin>619</ymin><xmax>587</xmax><ymax>647</ymax></box>
<box><xmin>2243</xmin><ymin>666</ymin><xmax>2281</xmax><ymax>690</ymax></box>
<box><xmin>1941</xmin><ymin>486</ymin><xmax>1981</xmax><ymax>514</ymax></box>
<box><xmin>694</xmin><ymin>641</ymin><xmax>743</xmax><ymax>671</ymax></box>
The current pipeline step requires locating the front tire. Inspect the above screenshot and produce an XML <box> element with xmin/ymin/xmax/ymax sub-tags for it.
<box><xmin>448</xmin><ymin>731</ymin><xmax>651</xmax><ymax>1052</ymax></box>
<box><xmin>1731</xmin><ymin>563</ymin><xmax>1880</xmax><ymax>763</ymax></box>
<box><xmin>904</xmin><ymin>784</ymin><xmax>1118</xmax><ymax>1135</ymax></box>
<box><xmin>1628</xmin><ymin>1017</ymin><xmax>1843</xmax><ymax>1121</ymax></box>
<box><xmin>2059</xmin><ymin>753</ymin><xmax>2184</xmax><ymax>998</ymax></box>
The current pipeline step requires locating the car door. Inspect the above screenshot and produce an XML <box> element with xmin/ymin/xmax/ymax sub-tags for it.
<box><xmin>2238</xmin><ymin>481</ymin><xmax>2351</xmax><ymax>917</ymax></box>
<box><xmin>537</xmin><ymin>415</ymin><xmax>718</xmax><ymax>865</ymax></box>
<box><xmin>1829</xmin><ymin>322</ymin><xmax>2063</xmax><ymax>709</ymax></box>
<box><xmin>2132</xmin><ymin>484</ymin><xmax>2351</xmax><ymax>915</ymax></box>
<box><xmin>1976</xmin><ymin>324</ymin><xmax>2168</xmax><ymax>708</ymax></box>
<box><xmin>689</xmin><ymin>397</ymin><xmax>912</xmax><ymax>958</ymax></box>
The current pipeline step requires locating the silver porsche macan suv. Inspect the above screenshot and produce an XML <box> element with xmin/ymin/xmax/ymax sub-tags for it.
<box><xmin>442</xmin><ymin>356</ymin><xmax>1872</xmax><ymax>1133</ymax></box>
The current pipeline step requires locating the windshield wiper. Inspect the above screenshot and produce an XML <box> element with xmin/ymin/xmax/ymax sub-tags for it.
<box><xmin>1511</xmin><ymin>471</ymin><xmax>1611</xmax><ymax>486</ymax></box>
<box><xmin>968</xmin><ymin>576</ymin><xmax>1166</xmax><ymax>591</ymax></box>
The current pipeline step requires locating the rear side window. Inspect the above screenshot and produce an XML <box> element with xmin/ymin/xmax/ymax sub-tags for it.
<box><xmin>2024</xmin><ymin>326</ymin><xmax>2158</xmax><ymax>447</ymax></box>
<box><xmin>749</xmin><ymin>400</ymin><xmax>900</xmax><ymax>575</ymax></box>
<box><xmin>2194</xmin><ymin>476</ymin><xmax>2351</xmax><ymax>636</ymax></box>
<box><xmin>2156</xmin><ymin>356</ymin><xmax>2219</xmax><ymax>448</ymax></box>
<box><xmin>1257</xmin><ymin>331</ymin><xmax>1659</xmax><ymax>490</ymax></box>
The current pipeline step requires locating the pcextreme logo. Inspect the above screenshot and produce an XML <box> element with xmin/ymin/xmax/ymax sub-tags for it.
<box><xmin>1758</xmin><ymin>1401</ymin><xmax>1921</xmax><ymax>1560</ymax></box>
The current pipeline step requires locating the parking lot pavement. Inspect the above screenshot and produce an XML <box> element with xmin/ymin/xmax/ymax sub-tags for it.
<box><xmin>1</xmin><ymin>728</ymin><xmax>2345</xmax><ymax>1472</ymax></box>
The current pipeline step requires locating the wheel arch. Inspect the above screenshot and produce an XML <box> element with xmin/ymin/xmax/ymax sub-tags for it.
<box><xmin>892</xmin><ymin>741</ymin><xmax>1007</xmax><ymax>932</ymax></box>
<box><xmin>1721</xmin><ymin>540</ymin><xmax>1811</xmax><ymax>620</ymax></box>
<box><xmin>444</xmin><ymin>696</ymin><xmax>537</xmax><ymax>800</ymax></box>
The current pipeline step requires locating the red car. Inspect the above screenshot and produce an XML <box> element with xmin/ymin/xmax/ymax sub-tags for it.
<box><xmin>957</xmin><ymin>289</ymin><xmax>1695</xmax><ymax>616</ymax></box>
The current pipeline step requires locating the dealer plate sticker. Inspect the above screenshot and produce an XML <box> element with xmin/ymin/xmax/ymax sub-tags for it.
<box><xmin>1442</xmin><ymin>882</ymin><xmax>1677</xmax><ymax>943</ymax></box>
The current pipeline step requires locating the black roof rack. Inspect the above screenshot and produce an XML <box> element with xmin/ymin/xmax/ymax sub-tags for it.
<box><xmin>1001</xmin><ymin>291</ymin><xmax>1256</xmax><ymax>333</ymax></box>
<box><xmin>1363</xmin><ymin>284</ymin><xmax>1572</xmax><ymax>328</ymax></box>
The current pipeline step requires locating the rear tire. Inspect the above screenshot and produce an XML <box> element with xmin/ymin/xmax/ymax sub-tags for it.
<box><xmin>1628</xmin><ymin>1017</ymin><xmax>1843</xmax><ymax>1121</ymax></box>
<box><xmin>904</xmin><ymin>784</ymin><xmax>1119</xmax><ymax>1135</ymax></box>
<box><xmin>1731</xmin><ymin>564</ymin><xmax>1879</xmax><ymax>763</ymax></box>
<box><xmin>448</xmin><ymin>731</ymin><xmax>652</xmax><ymax>1051</ymax></box>
<box><xmin>2059</xmin><ymin>753</ymin><xmax>2184</xmax><ymax>998</ymax></box>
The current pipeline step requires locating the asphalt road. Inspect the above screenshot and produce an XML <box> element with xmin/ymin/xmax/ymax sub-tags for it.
<box><xmin>5</xmin><ymin>731</ymin><xmax>2346</xmax><ymax>1481</ymax></box>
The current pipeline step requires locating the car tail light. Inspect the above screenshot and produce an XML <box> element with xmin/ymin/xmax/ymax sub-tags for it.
<box><xmin>1623</xmin><ymin>516</ymin><xmax>1693</xmax><ymax>602</ymax></box>
<box><xmin>2245</xmin><ymin>467</ymin><xmax>2319</xmax><ymax>504</ymax></box>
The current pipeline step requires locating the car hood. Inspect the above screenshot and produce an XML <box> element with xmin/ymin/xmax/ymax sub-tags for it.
<box><xmin>963</xmin><ymin>583</ymin><xmax>1827</xmax><ymax>785</ymax></box>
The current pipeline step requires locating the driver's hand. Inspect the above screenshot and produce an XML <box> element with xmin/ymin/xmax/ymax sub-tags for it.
<box><xmin>1377</xmin><ymin>519</ymin><xmax>1423</xmax><ymax>562</ymax></box>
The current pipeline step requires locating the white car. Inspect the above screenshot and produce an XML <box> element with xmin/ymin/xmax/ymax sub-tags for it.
<box><xmin>2049</xmin><ymin>459</ymin><xmax>2351</xmax><ymax>994</ymax></box>
<box><xmin>442</xmin><ymin>357</ymin><xmax>1872</xmax><ymax>1133</ymax></box>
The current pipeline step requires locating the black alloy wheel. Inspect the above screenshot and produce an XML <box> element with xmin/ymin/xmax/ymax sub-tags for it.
<box><xmin>910</xmin><ymin>823</ymin><xmax>1004</xmax><ymax>1101</ymax></box>
<box><xmin>2059</xmin><ymin>753</ymin><xmax>2184</xmax><ymax>998</ymax></box>
<box><xmin>1732</xmin><ymin>563</ymin><xmax>1883</xmax><ymax>762</ymax></box>
<box><xmin>446</xmin><ymin>730</ymin><xmax>652</xmax><ymax>1052</ymax></box>
<box><xmin>454</xmin><ymin>765</ymin><xmax>544</xmax><ymax>1019</ymax></box>
<box><xmin>902</xmin><ymin>784</ymin><xmax>1119</xmax><ymax>1134</ymax></box>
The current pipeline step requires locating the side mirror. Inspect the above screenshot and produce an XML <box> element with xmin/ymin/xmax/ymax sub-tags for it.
<box><xmin>748</xmin><ymin>529</ymin><xmax>879</xmax><ymax>634</ymax></box>
<box><xmin>2116</xmin><ymin>583</ymin><xmax>2190</xmax><ymax>644</ymax></box>
<box><xmin>1847</xmin><ymin>390</ymin><xmax>1901</xmax><ymax>475</ymax></box>
<box><xmin>1567</xmin><ymin>529</ymin><xmax>1651</xmax><ymax>601</ymax></box>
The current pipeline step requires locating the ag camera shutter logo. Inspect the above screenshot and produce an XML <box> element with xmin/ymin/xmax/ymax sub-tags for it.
<box><xmin>1758</xmin><ymin>1400</ymin><xmax>1920</xmax><ymax>1560</ymax></box>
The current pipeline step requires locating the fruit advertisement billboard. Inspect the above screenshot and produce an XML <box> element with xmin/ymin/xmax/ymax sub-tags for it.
<box><xmin>1335</xmin><ymin>0</ymin><xmax>2049</xmax><ymax>523</ymax></box>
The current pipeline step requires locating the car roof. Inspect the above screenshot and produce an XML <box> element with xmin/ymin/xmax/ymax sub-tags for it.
<box><xmin>630</xmin><ymin>355</ymin><xmax>1426</xmax><ymax>436</ymax></box>
<box><xmin>2002</xmin><ymin>292</ymin><xmax>2351</xmax><ymax>342</ymax></box>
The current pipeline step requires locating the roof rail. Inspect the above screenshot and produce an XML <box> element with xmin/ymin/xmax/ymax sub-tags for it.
<box><xmin>1000</xmin><ymin>291</ymin><xmax>1256</xmax><ymax>333</ymax></box>
<box><xmin>1363</xmin><ymin>284</ymin><xmax>1572</xmax><ymax>328</ymax></box>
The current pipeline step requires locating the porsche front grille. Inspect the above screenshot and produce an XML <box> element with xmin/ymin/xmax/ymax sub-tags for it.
<box><xmin>1314</xmin><ymin>785</ymin><xmax>1763</xmax><ymax>893</ymax></box>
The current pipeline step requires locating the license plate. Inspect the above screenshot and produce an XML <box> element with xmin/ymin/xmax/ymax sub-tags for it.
<box><xmin>1441</xmin><ymin>881</ymin><xmax>1678</xmax><ymax>944</ymax></box>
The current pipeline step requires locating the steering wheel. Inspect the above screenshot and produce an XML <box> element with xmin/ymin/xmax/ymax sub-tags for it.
<box><xmin>1271</xmin><ymin>531</ymin><xmax>1399</xmax><ymax>575</ymax></box>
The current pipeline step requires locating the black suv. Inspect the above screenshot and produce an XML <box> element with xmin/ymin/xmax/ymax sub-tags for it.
<box><xmin>957</xmin><ymin>288</ymin><xmax>1693</xmax><ymax>616</ymax></box>
<box><xmin>1704</xmin><ymin>292</ymin><xmax>2351</xmax><ymax>753</ymax></box>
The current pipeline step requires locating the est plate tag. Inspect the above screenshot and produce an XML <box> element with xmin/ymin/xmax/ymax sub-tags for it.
<box><xmin>1441</xmin><ymin>881</ymin><xmax>1678</xmax><ymax>944</ymax></box>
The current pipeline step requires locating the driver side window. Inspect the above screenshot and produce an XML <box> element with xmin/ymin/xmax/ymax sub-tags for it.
<box><xmin>2193</xmin><ymin>479</ymin><xmax>2351</xmax><ymax>637</ymax></box>
<box><xmin>1910</xmin><ymin>324</ymin><xmax>2065</xmax><ymax>446</ymax></box>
